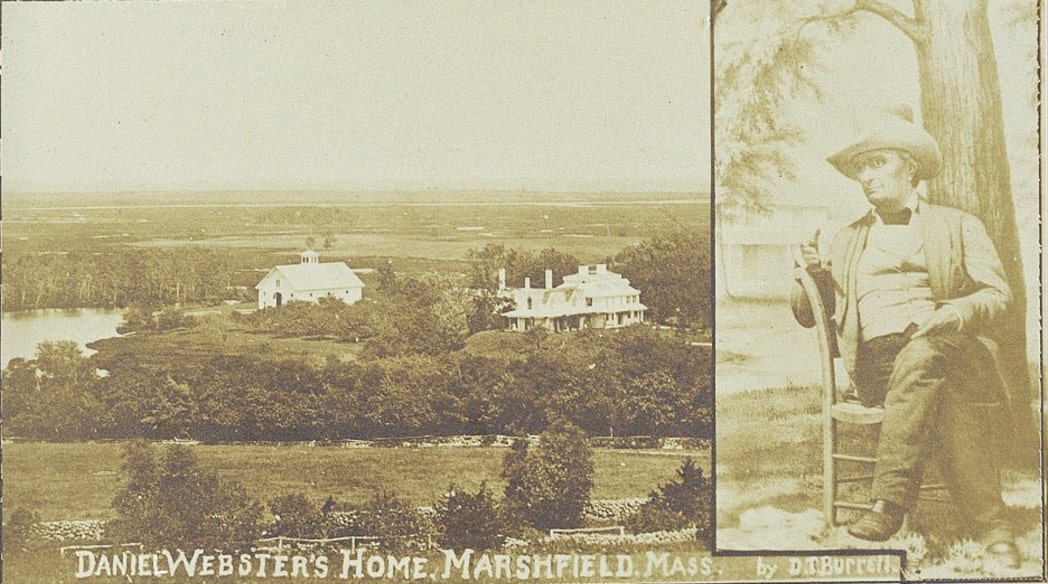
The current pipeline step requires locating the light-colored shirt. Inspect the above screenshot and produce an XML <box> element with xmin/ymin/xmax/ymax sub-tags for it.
<box><xmin>856</xmin><ymin>195</ymin><xmax>938</xmax><ymax>341</ymax></box>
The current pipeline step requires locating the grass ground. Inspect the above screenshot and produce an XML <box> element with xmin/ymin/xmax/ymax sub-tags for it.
<box><xmin>1</xmin><ymin>441</ymin><xmax>709</xmax><ymax>523</ymax></box>
<box><xmin>715</xmin><ymin>385</ymin><xmax>1045</xmax><ymax>579</ymax></box>
<box><xmin>88</xmin><ymin>310</ymin><xmax>365</xmax><ymax>369</ymax></box>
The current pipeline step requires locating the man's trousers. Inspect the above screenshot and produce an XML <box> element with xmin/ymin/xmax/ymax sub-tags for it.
<box><xmin>852</xmin><ymin>332</ymin><xmax>1010</xmax><ymax>538</ymax></box>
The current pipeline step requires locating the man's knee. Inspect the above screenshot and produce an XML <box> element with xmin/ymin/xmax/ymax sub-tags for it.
<box><xmin>891</xmin><ymin>336</ymin><xmax>949</xmax><ymax>378</ymax></box>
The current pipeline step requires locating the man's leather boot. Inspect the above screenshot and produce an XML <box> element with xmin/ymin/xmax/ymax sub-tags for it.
<box><xmin>847</xmin><ymin>500</ymin><xmax>904</xmax><ymax>541</ymax></box>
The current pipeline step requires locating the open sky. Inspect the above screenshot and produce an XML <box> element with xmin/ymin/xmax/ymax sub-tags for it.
<box><xmin>1</xmin><ymin>1</ymin><xmax>710</xmax><ymax>194</ymax></box>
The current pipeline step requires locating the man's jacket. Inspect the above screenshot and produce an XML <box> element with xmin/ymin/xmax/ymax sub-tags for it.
<box><xmin>791</xmin><ymin>202</ymin><xmax>1012</xmax><ymax>378</ymax></box>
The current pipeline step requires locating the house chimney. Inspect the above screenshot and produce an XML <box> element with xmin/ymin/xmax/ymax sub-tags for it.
<box><xmin>578</xmin><ymin>265</ymin><xmax>587</xmax><ymax>276</ymax></box>
<box><xmin>498</xmin><ymin>268</ymin><xmax>506</xmax><ymax>290</ymax></box>
<box><xmin>524</xmin><ymin>277</ymin><xmax>531</xmax><ymax>290</ymax></box>
<box><xmin>596</xmin><ymin>263</ymin><xmax>607</xmax><ymax>274</ymax></box>
<box><xmin>545</xmin><ymin>269</ymin><xmax>553</xmax><ymax>289</ymax></box>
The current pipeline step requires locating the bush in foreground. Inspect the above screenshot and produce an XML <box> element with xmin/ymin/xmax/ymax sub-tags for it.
<box><xmin>4</xmin><ymin>507</ymin><xmax>42</xmax><ymax>550</ymax></box>
<box><xmin>268</xmin><ymin>493</ymin><xmax>327</xmax><ymax>538</ymax></box>
<box><xmin>435</xmin><ymin>483</ymin><xmax>504</xmax><ymax>551</ymax></box>
<box><xmin>110</xmin><ymin>441</ymin><xmax>263</xmax><ymax>549</ymax></box>
<box><xmin>626</xmin><ymin>457</ymin><xmax>712</xmax><ymax>543</ymax></box>
<box><xmin>502</xmin><ymin>418</ymin><xmax>594</xmax><ymax>531</ymax></box>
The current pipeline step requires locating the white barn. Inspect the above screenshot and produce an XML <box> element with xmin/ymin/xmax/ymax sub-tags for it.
<box><xmin>255</xmin><ymin>250</ymin><xmax>365</xmax><ymax>309</ymax></box>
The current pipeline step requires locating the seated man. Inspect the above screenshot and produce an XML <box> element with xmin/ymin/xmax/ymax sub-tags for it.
<box><xmin>791</xmin><ymin>106</ymin><xmax>1020</xmax><ymax>568</ymax></box>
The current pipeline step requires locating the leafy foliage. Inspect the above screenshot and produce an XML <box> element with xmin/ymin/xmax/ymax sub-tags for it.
<box><xmin>611</xmin><ymin>230</ymin><xmax>711</xmax><ymax>329</ymax></box>
<box><xmin>4</xmin><ymin>324</ymin><xmax>710</xmax><ymax>441</ymax></box>
<box><xmin>467</xmin><ymin>244</ymin><xmax>581</xmax><ymax>292</ymax></box>
<box><xmin>118</xmin><ymin>305</ymin><xmax>195</xmax><ymax>334</ymax></box>
<box><xmin>343</xmin><ymin>490</ymin><xmax>426</xmax><ymax>552</ymax></box>
<box><xmin>434</xmin><ymin>483</ymin><xmax>505</xmax><ymax>551</ymax></box>
<box><xmin>467</xmin><ymin>290</ymin><xmax>515</xmax><ymax>334</ymax></box>
<box><xmin>626</xmin><ymin>457</ymin><xmax>713</xmax><ymax>543</ymax></box>
<box><xmin>268</xmin><ymin>493</ymin><xmax>327</xmax><ymax>538</ymax></box>
<box><xmin>2</xmin><ymin>248</ymin><xmax>236</xmax><ymax>311</ymax></box>
<box><xmin>1</xmin><ymin>341</ymin><xmax>102</xmax><ymax>440</ymax></box>
<box><xmin>5</xmin><ymin>508</ymin><xmax>42</xmax><ymax>549</ymax></box>
<box><xmin>502</xmin><ymin>419</ymin><xmax>594</xmax><ymax>531</ymax></box>
<box><xmin>714</xmin><ymin>0</ymin><xmax>852</xmax><ymax>217</ymax></box>
<box><xmin>110</xmin><ymin>441</ymin><xmax>263</xmax><ymax>549</ymax></box>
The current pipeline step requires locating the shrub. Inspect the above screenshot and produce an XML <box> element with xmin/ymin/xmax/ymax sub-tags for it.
<box><xmin>268</xmin><ymin>493</ymin><xmax>325</xmax><ymax>538</ymax></box>
<box><xmin>110</xmin><ymin>441</ymin><xmax>263</xmax><ymax>549</ymax></box>
<box><xmin>502</xmin><ymin>418</ymin><xmax>594</xmax><ymax>531</ymax></box>
<box><xmin>335</xmin><ymin>490</ymin><xmax>426</xmax><ymax>552</ymax></box>
<box><xmin>435</xmin><ymin>483</ymin><xmax>504</xmax><ymax>551</ymax></box>
<box><xmin>625</xmin><ymin>457</ymin><xmax>712</xmax><ymax>544</ymax></box>
<box><xmin>5</xmin><ymin>508</ymin><xmax>42</xmax><ymax>549</ymax></box>
<box><xmin>156</xmin><ymin>307</ymin><xmax>195</xmax><ymax>331</ymax></box>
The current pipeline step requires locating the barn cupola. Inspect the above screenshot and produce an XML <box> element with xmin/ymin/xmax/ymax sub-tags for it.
<box><xmin>300</xmin><ymin>249</ymin><xmax>319</xmax><ymax>264</ymax></box>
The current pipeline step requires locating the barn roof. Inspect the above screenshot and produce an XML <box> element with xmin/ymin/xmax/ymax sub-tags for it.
<box><xmin>256</xmin><ymin>261</ymin><xmax>364</xmax><ymax>291</ymax></box>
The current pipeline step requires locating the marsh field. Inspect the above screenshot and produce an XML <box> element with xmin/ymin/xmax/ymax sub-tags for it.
<box><xmin>2</xmin><ymin>190</ymin><xmax>708</xmax><ymax>282</ymax></box>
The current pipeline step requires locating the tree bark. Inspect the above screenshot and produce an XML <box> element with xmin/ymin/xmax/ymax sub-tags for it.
<box><xmin>906</xmin><ymin>0</ymin><xmax>1033</xmax><ymax>449</ymax></box>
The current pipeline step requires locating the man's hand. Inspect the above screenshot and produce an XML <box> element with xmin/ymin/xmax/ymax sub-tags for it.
<box><xmin>799</xmin><ymin>228</ymin><xmax>822</xmax><ymax>269</ymax></box>
<box><xmin>911</xmin><ymin>307</ymin><xmax>962</xmax><ymax>338</ymax></box>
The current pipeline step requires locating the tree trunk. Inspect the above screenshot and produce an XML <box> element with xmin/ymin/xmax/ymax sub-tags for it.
<box><xmin>911</xmin><ymin>0</ymin><xmax>1034</xmax><ymax>450</ymax></box>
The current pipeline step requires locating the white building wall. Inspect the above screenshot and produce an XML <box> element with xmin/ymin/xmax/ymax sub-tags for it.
<box><xmin>257</xmin><ymin>280</ymin><xmax>363</xmax><ymax>309</ymax></box>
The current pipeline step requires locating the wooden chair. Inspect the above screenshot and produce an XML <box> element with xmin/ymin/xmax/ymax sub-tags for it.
<box><xmin>793</xmin><ymin>264</ymin><xmax>948</xmax><ymax>526</ymax></box>
<box><xmin>793</xmin><ymin>265</ymin><xmax>884</xmax><ymax>525</ymax></box>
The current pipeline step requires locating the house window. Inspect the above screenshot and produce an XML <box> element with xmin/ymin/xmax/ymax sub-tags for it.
<box><xmin>276</xmin><ymin>279</ymin><xmax>281</xmax><ymax>287</ymax></box>
<box><xmin>586</xmin><ymin>298</ymin><xmax>593</xmax><ymax>307</ymax></box>
<box><xmin>527</xmin><ymin>298</ymin><xmax>533</xmax><ymax>310</ymax></box>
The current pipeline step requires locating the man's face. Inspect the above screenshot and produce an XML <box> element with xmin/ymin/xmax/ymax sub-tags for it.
<box><xmin>850</xmin><ymin>149</ymin><xmax>915</xmax><ymax>211</ymax></box>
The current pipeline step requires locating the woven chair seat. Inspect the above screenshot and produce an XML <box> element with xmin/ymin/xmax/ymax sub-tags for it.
<box><xmin>830</xmin><ymin>402</ymin><xmax>885</xmax><ymax>425</ymax></box>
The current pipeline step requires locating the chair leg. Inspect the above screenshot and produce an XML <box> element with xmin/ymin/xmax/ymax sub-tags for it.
<box><xmin>824</xmin><ymin>417</ymin><xmax>838</xmax><ymax>525</ymax></box>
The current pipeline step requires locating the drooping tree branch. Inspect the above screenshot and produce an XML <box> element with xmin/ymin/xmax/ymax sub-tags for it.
<box><xmin>854</xmin><ymin>0</ymin><xmax>928</xmax><ymax>45</ymax></box>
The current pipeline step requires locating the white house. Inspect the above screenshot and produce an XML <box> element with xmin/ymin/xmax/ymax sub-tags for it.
<box><xmin>500</xmin><ymin>264</ymin><xmax>646</xmax><ymax>332</ymax></box>
<box><xmin>255</xmin><ymin>250</ymin><xmax>365</xmax><ymax>309</ymax></box>
<box><xmin>716</xmin><ymin>201</ymin><xmax>832</xmax><ymax>300</ymax></box>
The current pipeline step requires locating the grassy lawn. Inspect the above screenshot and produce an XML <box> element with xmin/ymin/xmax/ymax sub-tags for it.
<box><xmin>88</xmin><ymin>315</ymin><xmax>365</xmax><ymax>369</ymax></box>
<box><xmin>2</xmin><ymin>441</ymin><xmax>709</xmax><ymax>523</ymax></box>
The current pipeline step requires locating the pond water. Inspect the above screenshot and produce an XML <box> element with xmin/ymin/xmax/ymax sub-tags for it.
<box><xmin>1</xmin><ymin>308</ymin><xmax>125</xmax><ymax>368</ymax></box>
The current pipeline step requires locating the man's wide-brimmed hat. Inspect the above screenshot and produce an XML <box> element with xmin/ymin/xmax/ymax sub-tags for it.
<box><xmin>827</xmin><ymin>105</ymin><xmax>942</xmax><ymax>182</ymax></box>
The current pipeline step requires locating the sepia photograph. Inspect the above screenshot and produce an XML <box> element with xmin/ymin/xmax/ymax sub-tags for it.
<box><xmin>714</xmin><ymin>0</ymin><xmax>1045</xmax><ymax>582</ymax></box>
<box><xmin>4</xmin><ymin>1</ymin><xmax>1045</xmax><ymax>583</ymax></box>
<box><xmin>1</xmin><ymin>2</ymin><xmax>729</xmax><ymax>582</ymax></box>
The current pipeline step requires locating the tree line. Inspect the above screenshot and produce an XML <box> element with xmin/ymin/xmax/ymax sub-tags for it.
<box><xmin>3</xmin><ymin>325</ymin><xmax>711</xmax><ymax>442</ymax></box>
<box><xmin>3</xmin><ymin>230</ymin><xmax>711</xmax><ymax>334</ymax></box>
<box><xmin>1</xmin><ymin>248</ymin><xmax>239</xmax><ymax>311</ymax></box>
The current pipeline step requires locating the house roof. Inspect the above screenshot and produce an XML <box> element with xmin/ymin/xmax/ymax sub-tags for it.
<box><xmin>256</xmin><ymin>261</ymin><xmax>364</xmax><ymax>291</ymax></box>
<box><xmin>501</xmin><ymin>266</ymin><xmax>646</xmax><ymax>318</ymax></box>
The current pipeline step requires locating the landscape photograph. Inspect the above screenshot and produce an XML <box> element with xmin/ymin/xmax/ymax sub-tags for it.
<box><xmin>1</xmin><ymin>2</ymin><xmax>718</xmax><ymax>583</ymax></box>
